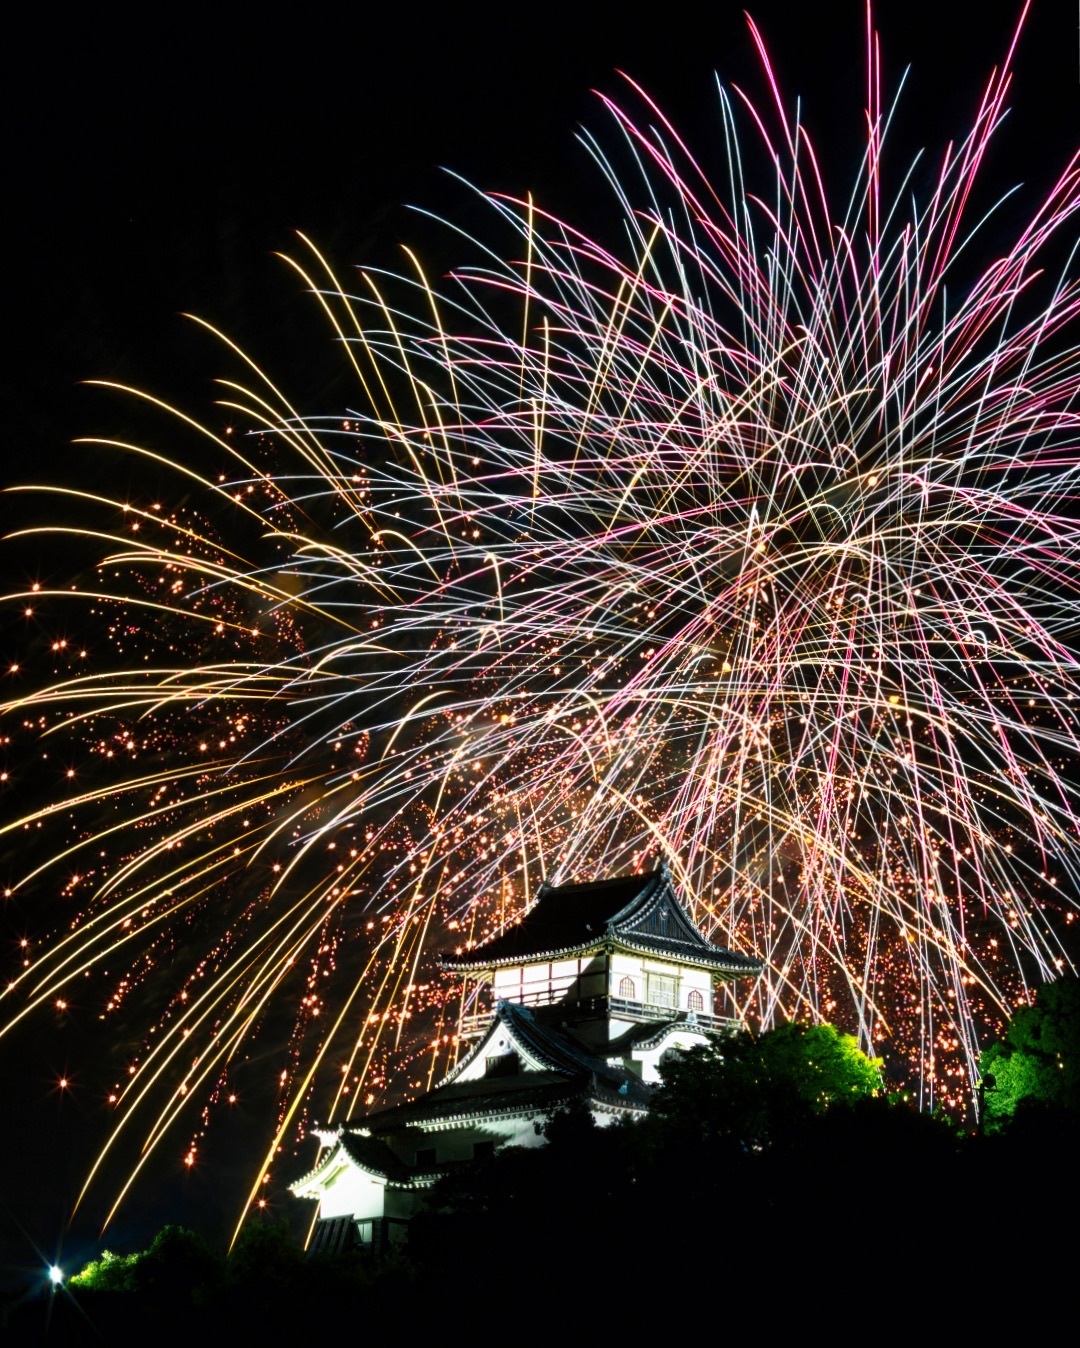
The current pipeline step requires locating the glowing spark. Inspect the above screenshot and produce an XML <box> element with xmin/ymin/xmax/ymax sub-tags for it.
<box><xmin>2</xmin><ymin>8</ymin><xmax>1079</xmax><ymax>1239</ymax></box>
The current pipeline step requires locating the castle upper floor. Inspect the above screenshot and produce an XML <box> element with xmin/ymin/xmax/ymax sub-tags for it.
<box><xmin>439</xmin><ymin>864</ymin><xmax>761</xmax><ymax>1046</ymax></box>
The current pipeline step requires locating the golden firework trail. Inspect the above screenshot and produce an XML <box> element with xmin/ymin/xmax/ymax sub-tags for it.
<box><xmin>3</xmin><ymin>3</ymin><xmax>1079</xmax><ymax>1234</ymax></box>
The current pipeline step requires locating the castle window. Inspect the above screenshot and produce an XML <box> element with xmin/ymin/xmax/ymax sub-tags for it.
<box><xmin>646</xmin><ymin>973</ymin><xmax>678</xmax><ymax>1007</ymax></box>
<box><xmin>618</xmin><ymin>976</ymin><xmax>636</xmax><ymax>999</ymax></box>
<box><xmin>687</xmin><ymin>989</ymin><xmax>704</xmax><ymax>1012</ymax></box>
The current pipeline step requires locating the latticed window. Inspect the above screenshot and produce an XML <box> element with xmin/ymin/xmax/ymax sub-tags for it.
<box><xmin>646</xmin><ymin>973</ymin><xmax>678</xmax><ymax>1007</ymax></box>
<box><xmin>618</xmin><ymin>976</ymin><xmax>636</xmax><ymax>999</ymax></box>
<box><xmin>687</xmin><ymin>989</ymin><xmax>704</xmax><ymax>1012</ymax></box>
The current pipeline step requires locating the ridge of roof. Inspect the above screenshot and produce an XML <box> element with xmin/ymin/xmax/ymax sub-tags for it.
<box><xmin>439</xmin><ymin>865</ymin><xmax>759</xmax><ymax>973</ymax></box>
<box><xmin>362</xmin><ymin>1000</ymin><xmax>653</xmax><ymax>1131</ymax></box>
<box><xmin>363</xmin><ymin>1074</ymin><xmax>650</xmax><ymax>1132</ymax></box>
<box><xmin>290</xmin><ymin>1128</ymin><xmax>416</xmax><ymax>1192</ymax></box>
<box><xmin>435</xmin><ymin>999</ymin><xmax>590</xmax><ymax>1088</ymax></box>
<box><xmin>437</xmin><ymin>999</ymin><xmax>651</xmax><ymax>1097</ymax></box>
<box><xmin>494</xmin><ymin>999</ymin><xmax>642</xmax><ymax>1087</ymax></box>
<box><xmin>337</xmin><ymin>1130</ymin><xmax>413</xmax><ymax>1182</ymax></box>
<box><xmin>602</xmin><ymin>1012</ymin><xmax>726</xmax><ymax>1054</ymax></box>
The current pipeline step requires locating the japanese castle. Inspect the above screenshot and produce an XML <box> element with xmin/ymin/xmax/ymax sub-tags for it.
<box><xmin>292</xmin><ymin>863</ymin><xmax>761</xmax><ymax>1250</ymax></box>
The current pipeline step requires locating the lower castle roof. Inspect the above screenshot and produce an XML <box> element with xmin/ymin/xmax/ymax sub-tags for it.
<box><xmin>363</xmin><ymin>1000</ymin><xmax>653</xmax><ymax>1133</ymax></box>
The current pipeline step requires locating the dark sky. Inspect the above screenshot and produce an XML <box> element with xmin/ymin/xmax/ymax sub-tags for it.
<box><xmin>2</xmin><ymin>0</ymin><xmax>1076</xmax><ymax>1289</ymax></box>
<box><xmin>8</xmin><ymin>1</ymin><xmax>1074</xmax><ymax>473</ymax></box>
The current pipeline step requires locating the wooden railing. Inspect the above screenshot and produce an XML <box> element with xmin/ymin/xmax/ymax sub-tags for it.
<box><xmin>457</xmin><ymin>995</ymin><xmax>739</xmax><ymax>1039</ymax></box>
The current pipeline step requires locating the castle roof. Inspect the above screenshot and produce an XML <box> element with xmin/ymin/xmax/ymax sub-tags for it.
<box><xmin>291</xmin><ymin>1127</ymin><xmax>435</xmax><ymax>1195</ymax></box>
<box><xmin>362</xmin><ymin>1000</ymin><xmax>653</xmax><ymax>1135</ymax></box>
<box><xmin>439</xmin><ymin>865</ymin><xmax>760</xmax><ymax>978</ymax></box>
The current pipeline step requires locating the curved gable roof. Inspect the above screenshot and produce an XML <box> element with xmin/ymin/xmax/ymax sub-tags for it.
<box><xmin>439</xmin><ymin>865</ymin><xmax>760</xmax><ymax>976</ymax></box>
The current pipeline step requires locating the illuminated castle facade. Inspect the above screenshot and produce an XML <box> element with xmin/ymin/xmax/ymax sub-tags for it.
<box><xmin>291</xmin><ymin>864</ymin><xmax>761</xmax><ymax>1251</ymax></box>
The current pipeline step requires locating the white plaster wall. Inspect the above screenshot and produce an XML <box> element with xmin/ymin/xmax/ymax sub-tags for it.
<box><xmin>485</xmin><ymin>1114</ymin><xmax>546</xmax><ymax>1149</ymax></box>
<box><xmin>610</xmin><ymin>950</ymin><xmax>645</xmax><ymax>998</ymax></box>
<box><xmin>490</xmin><ymin>955</ymin><xmax>607</xmax><ymax>1008</ymax></box>
<box><xmin>606</xmin><ymin>1012</ymin><xmax>644</xmax><ymax>1039</ymax></box>
<box><xmin>315</xmin><ymin>1161</ymin><xmax>387</xmax><ymax>1222</ymax></box>
<box><xmin>677</xmin><ymin>966</ymin><xmax>714</xmax><ymax>1012</ymax></box>
<box><xmin>609</xmin><ymin>954</ymin><xmax>714</xmax><ymax>1012</ymax></box>
<box><xmin>453</xmin><ymin>1027</ymin><xmax>520</xmax><ymax>1082</ymax></box>
<box><xmin>423</xmin><ymin>1108</ymin><xmax>624</xmax><ymax>1156</ymax></box>
<box><xmin>550</xmin><ymin>958</ymin><xmax>579</xmax><ymax>984</ymax></box>
<box><xmin>590</xmin><ymin>1107</ymin><xmax>636</xmax><ymax>1129</ymax></box>
<box><xmin>398</xmin><ymin>1113</ymin><xmax>547</xmax><ymax>1165</ymax></box>
<box><xmin>492</xmin><ymin>966</ymin><xmax>525</xmax><ymax>999</ymax></box>
<box><xmin>630</xmin><ymin>1026</ymin><xmax>712</xmax><ymax>1084</ymax></box>
<box><xmin>578</xmin><ymin>954</ymin><xmax>607</xmax><ymax>1000</ymax></box>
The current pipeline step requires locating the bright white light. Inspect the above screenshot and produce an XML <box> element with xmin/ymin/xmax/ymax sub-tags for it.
<box><xmin>47</xmin><ymin>1265</ymin><xmax>63</xmax><ymax>1286</ymax></box>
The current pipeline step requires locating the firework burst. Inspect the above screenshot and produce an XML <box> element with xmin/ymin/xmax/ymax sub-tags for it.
<box><xmin>4</xmin><ymin>5</ymin><xmax>1080</xmax><ymax>1232</ymax></box>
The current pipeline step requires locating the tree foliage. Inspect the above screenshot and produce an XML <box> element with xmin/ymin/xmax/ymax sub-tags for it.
<box><xmin>69</xmin><ymin>1248</ymin><xmax>143</xmax><ymax>1292</ymax></box>
<box><xmin>648</xmin><ymin>1020</ymin><xmax>882</xmax><ymax>1150</ymax></box>
<box><xmin>68</xmin><ymin>1226</ymin><xmax>221</xmax><ymax>1301</ymax></box>
<box><xmin>980</xmin><ymin>975</ymin><xmax>1080</xmax><ymax>1129</ymax></box>
<box><xmin>752</xmin><ymin>1022</ymin><xmax>883</xmax><ymax>1106</ymax></box>
<box><xmin>38</xmin><ymin>1006</ymin><xmax>1080</xmax><ymax>1337</ymax></box>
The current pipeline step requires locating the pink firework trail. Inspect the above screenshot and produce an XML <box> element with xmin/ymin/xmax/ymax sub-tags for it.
<box><xmin>2</xmin><ymin>5</ymin><xmax>1079</xmax><ymax>1231</ymax></box>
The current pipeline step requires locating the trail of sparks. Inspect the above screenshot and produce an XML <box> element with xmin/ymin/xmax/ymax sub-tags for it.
<box><xmin>3</xmin><ymin>5</ymin><xmax>1080</xmax><ymax>1234</ymax></box>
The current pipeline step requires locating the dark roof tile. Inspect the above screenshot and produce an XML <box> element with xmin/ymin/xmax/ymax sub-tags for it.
<box><xmin>440</xmin><ymin>865</ymin><xmax>759</xmax><ymax>974</ymax></box>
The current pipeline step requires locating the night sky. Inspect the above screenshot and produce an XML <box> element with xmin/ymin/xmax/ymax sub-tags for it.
<box><xmin>2</xmin><ymin>0</ymin><xmax>1076</xmax><ymax>1288</ymax></box>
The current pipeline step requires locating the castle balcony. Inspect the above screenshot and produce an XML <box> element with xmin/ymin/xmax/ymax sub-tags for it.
<box><xmin>456</xmin><ymin>993</ymin><xmax>740</xmax><ymax>1040</ymax></box>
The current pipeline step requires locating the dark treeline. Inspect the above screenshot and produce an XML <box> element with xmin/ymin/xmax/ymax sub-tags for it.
<box><xmin>8</xmin><ymin>981</ymin><xmax>1077</xmax><ymax>1340</ymax></box>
